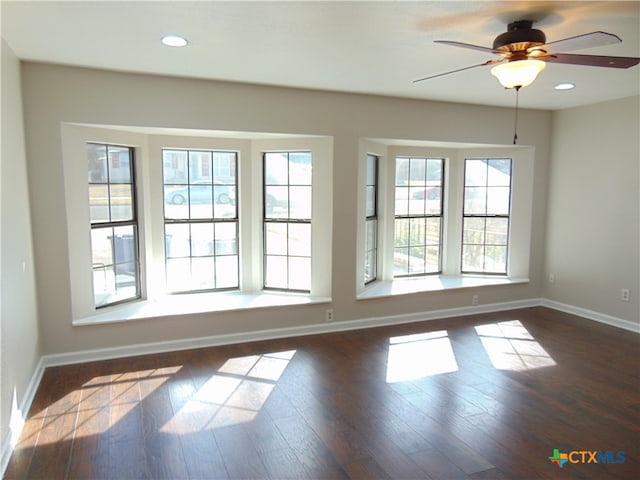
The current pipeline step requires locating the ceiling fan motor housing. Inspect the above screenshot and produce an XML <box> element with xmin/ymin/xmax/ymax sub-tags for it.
<box><xmin>493</xmin><ymin>20</ymin><xmax>546</xmax><ymax>53</ymax></box>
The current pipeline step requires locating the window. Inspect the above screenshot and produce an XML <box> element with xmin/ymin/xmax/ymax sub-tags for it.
<box><xmin>365</xmin><ymin>154</ymin><xmax>378</xmax><ymax>284</ymax></box>
<box><xmin>462</xmin><ymin>158</ymin><xmax>512</xmax><ymax>274</ymax></box>
<box><xmin>88</xmin><ymin>143</ymin><xmax>140</xmax><ymax>307</ymax></box>
<box><xmin>163</xmin><ymin>149</ymin><xmax>239</xmax><ymax>292</ymax></box>
<box><xmin>394</xmin><ymin>157</ymin><xmax>444</xmax><ymax>276</ymax></box>
<box><xmin>263</xmin><ymin>151</ymin><xmax>312</xmax><ymax>291</ymax></box>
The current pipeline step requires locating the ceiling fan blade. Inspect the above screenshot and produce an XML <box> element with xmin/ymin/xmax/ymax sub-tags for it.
<box><xmin>413</xmin><ymin>60</ymin><xmax>500</xmax><ymax>83</ymax></box>
<box><xmin>434</xmin><ymin>40</ymin><xmax>498</xmax><ymax>54</ymax></box>
<box><xmin>545</xmin><ymin>53</ymin><xmax>640</xmax><ymax>68</ymax></box>
<box><xmin>543</xmin><ymin>31</ymin><xmax>621</xmax><ymax>53</ymax></box>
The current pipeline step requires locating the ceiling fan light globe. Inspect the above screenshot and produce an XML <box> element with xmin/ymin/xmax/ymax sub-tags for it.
<box><xmin>491</xmin><ymin>59</ymin><xmax>546</xmax><ymax>89</ymax></box>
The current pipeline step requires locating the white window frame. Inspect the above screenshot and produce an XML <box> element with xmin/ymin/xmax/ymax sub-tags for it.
<box><xmin>357</xmin><ymin>140</ymin><xmax>534</xmax><ymax>299</ymax></box>
<box><xmin>61</xmin><ymin>124</ymin><xmax>332</xmax><ymax>325</ymax></box>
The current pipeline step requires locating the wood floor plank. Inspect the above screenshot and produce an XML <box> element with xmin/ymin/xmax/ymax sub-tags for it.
<box><xmin>4</xmin><ymin>307</ymin><xmax>639</xmax><ymax>480</ymax></box>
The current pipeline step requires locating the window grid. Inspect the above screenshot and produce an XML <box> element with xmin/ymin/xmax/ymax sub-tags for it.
<box><xmin>88</xmin><ymin>143</ymin><xmax>140</xmax><ymax>308</ymax></box>
<box><xmin>461</xmin><ymin>158</ymin><xmax>512</xmax><ymax>274</ymax></box>
<box><xmin>394</xmin><ymin>157</ymin><xmax>444</xmax><ymax>277</ymax></box>
<box><xmin>365</xmin><ymin>154</ymin><xmax>378</xmax><ymax>284</ymax></box>
<box><xmin>163</xmin><ymin>149</ymin><xmax>239</xmax><ymax>293</ymax></box>
<box><xmin>263</xmin><ymin>151</ymin><xmax>312</xmax><ymax>292</ymax></box>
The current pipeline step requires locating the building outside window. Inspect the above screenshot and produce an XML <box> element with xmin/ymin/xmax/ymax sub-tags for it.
<box><xmin>263</xmin><ymin>151</ymin><xmax>312</xmax><ymax>291</ymax></box>
<box><xmin>394</xmin><ymin>157</ymin><xmax>444</xmax><ymax>276</ymax></box>
<box><xmin>163</xmin><ymin>149</ymin><xmax>239</xmax><ymax>292</ymax></box>
<box><xmin>462</xmin><ymin>158</ymin><xmax>512</xmax><ymax>274</ymax></box>
<box><xmin>88</xmin><ymin>143</ymin><xmax>140</xmax><ymax>307</ymax></box>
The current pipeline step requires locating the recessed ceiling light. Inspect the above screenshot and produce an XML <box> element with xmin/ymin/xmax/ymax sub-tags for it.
<box><xmin>161</xmin><ymin>35</ymin><xmax>188</xmax><ymax>47</ymax></box>
<box><xmin>554</xmin><ymin>82</ymin><xmax>576</xmax><ymax>91</ymax></box>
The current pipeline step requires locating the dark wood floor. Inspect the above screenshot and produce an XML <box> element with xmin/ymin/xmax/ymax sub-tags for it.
<box><xmin>4</xmin><ymin>307</ymin><xmax>640</xmax><ymax>479</ymax></box>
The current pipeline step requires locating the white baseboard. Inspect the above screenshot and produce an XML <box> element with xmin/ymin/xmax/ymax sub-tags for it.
<box><xmin>3</xmin><ymin>296</ymin><xmax>636</xmax><ymax>477</ymax></box>
<box><xmin>40</xmin><ymin>298</ymin><xmax>541</xmax><ymax>368</ymax></box>
<box><xmin>541</xmin><ymin>299</ymin><xmax>640</xmax><ymax>333</ymax></box>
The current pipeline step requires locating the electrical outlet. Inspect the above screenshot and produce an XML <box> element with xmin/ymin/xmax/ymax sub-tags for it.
<box><xmin>325</xmin><ymin>308</ymin><xmax>334</xmax><ymax>321</ymax></box>
<box><xmin>621</xmin><ymin>289</ymin><xmax>630</xmax><ymax>302</ymax></box>
<box><xmin>472</xmin><ymin>295</ymin><xmax>479</xmax><ymax>306</ymax></box>
<box><xmin>548</xmin><ymin>273</ymin><xmax>555</xmax><ymax>284</ymax></box>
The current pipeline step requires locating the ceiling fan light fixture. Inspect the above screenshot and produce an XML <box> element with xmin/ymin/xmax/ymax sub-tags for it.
<box><xmin>491</xmin><ymin>59</ymin><xmax>546</xmax><ymax>89</ymax></box>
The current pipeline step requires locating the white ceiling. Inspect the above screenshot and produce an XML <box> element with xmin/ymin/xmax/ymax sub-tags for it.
<box><xmin>2</xmin><ymin>1</ymin><xmax>639</xmax><ymax>110</ymax></box>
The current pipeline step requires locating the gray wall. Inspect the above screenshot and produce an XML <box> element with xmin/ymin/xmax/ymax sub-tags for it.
<box><xmin>20</xmin><ymin>62</ymin><xmax>552</xmax><ymax>356</ymax></box>
<box><xmin>1</xmin><ymin>40</ymin><xmax>40</xmax><ymax>460</ymax></box>
<box><xmin>545</xmin><ymin>97</ymin><xmax>640</xmax><ymax>322</ymax></box>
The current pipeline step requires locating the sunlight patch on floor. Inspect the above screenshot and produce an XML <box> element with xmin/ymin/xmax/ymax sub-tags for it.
<box><xmin>161</xmin><ymin>350</ymin><xmax>296</xmax><ymax>433</ymax></box>
<box><xmin>386</xmin><ymin>331</ymin><xmax>459</xmax><ymax>383</ymax></box>
<box><xmin>475</xmin><ymin>320</ymin><xmax>556</xmax><ymax>371</ymax></box>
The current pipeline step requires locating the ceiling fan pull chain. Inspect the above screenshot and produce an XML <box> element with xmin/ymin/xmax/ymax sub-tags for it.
<box><xmin>513</xmin><ymin>85</ymin><xmax>521</xmax><ymax>145</ymax></box>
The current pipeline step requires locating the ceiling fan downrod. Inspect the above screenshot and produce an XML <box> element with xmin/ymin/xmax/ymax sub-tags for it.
<box><xmin>513</xmin><ymin>85</ymin><xmax>521</xmax><ymax>145</ymax></box>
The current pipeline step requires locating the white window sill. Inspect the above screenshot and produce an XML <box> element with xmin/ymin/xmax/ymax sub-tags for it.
<box><xmin>357</xmin><ymin>275</ymin><xmax>529</xmax><ymax>300</ymax></box>
<box><xmin>73</xmin><ymin>291</ymin><xmax>332</xmax><ymax>326</ymax></box>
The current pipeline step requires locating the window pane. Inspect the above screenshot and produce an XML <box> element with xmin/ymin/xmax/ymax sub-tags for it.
<box><xmin>366</xmin><ymin>155</ymin><xmax>376</xmax><ymax>185</ymax></box>
<box><xmin>488</xmin><ymin>159</ymin><xmax>511</xmax><ymax>186</ymax></box>
<box><xmin>88</xmin><ymin>143</ymin><xmax>139</xmax><ymax>308</ymax></box>
<box><xmin>108</xmin><ymin>146</ymin><xmax>131</xmax><ymax>183</ymax></box>
<box><xmin>165</xmin><ymin>223</ymin><xmax>190</xmax><ymax>258</ymax></box>
<box><xmin>486</xmin><ymin>217</ymin><xmax>509</xmax><ymax>245</ymax></box>
<box><xmin>395</xmin><ymin>218</ymin><xmax>410</xmax><ymax>247</ymax></box>
<box><xmin>109</xmin><ymin>184</ymin><xmax>133</xmax><ymax>221</ymax></box>
<box><xmin>288</xmin><ymin>223</ymin><xmax>311</xmax><ymax>257</ymax></box>
<box><xmin>163</xmin><ymin>150</ymin><xmax>188</xmax><ymax>184</ymax></box>
<box><xmin>189</xmin><ymin>151</ymin><xmax>213</xmax><ymax>184</ymax></box>
<box><xmin>213</xmin><ymin>185</ymin><xmax>236</xmax><ymax>218</ymax></box>
<box><xmin>395</xmin><ymin>187</ymin><xmax>409</xmax><ymax>216</ymax></box>
<box><xmin>189</xmin><ymin>185</ymin><xmax>213</xmax><ymax>219</ymax></box>
<box><xmin>214</xmin><ymin>222</ymin><xmax>238</xmax><ymax>255</ymax></box>
<box><xmin>265</xmin><ymin>153</ymin><xmax>289</xmax><ymax>185</ymax></box>
<box><xmin>289</xmin><ymin>152</ymin><xmax>312</xmax><ymax>185</ymax></box>
<box><xmin>484</xmin><ymin>245</ymin><xmax>508</xmax><ymax>273</ymax></box>
<box><xmin>366</xmin><ymin>219</ymin><xmax>377</xmax><ymax>251</ymax></box>
<box><xmin>463</xmin><ymin>217</ymin><xmax>485</xmax><ymax>244</ymax></box>
<box><xmin>364</xmin><ymin>250</ymin><xmax>376</xmax><ymax>284</ymax></box>
<box><xmin>191</xmin><ymin>257</ymin><xmax>215</xmax><ymax>290</ymax></box>
<box><xmin>288</xmin><ymin>256</ymin><xmax>311</xmax><ymax>291</ymax></box>
<box><xmin>465</xmin><ymin>159</ymin><xmax>487</xmax><ymax>186</ymax></box>
<box><xmin>425</xmin><ymin>246</ymin><xmax>440</xmax><ymax>273</ymax></box>
<box><xmin>464</xmin><ymin>187</ymin><xmax>486</xmax><ymax>214</ymax></box>
<box><xmin>409</xmin><ymin>217</ymin><xmax>426</xmax><ymax>247</ymax></box>
<box><xmin>216</xmin><ymin>255</ymin><xmax>238</xmax><ymax>288</ymax></box>
<box><xmin>487</xmin><ymin>187</ymin><xmax>510</xmax><ymax>215</ymax></box>
<box><xmin>265</xmin><ymin>255</ymin><xmax>288</xmax><ymax>289</ymax></box>
<box><xmin>289</xmin><ymin>186</ymin><xmax>311</xmax><ymax>219</ymax></box>
<box><xmin>166</xmin><ymin>257</ymin><xmax>190</xmax><ymax>292</ymax></box>
<box><xmin>89</xmin><ymin>185</ymin><xmax>109</xmax><ymax>223</ymax></box>
<box><xmin>88</xmin><ymin>143</ymin><xmax>107</xmax><ymax>182</ymax></box>
<box><xmin>462</xmin><ymin>244</ymin><xmax>484</xmax><ymax>272</ymax></box>
<box><xmin>462</xmin><ymin>158</ymin><xmax>511</xmax><ymax>274</ymax></box>
<box><xmin>366</xmin><ymin>186</ymin><xmax>376</xmax><ymax>217</ymax></box>
<box><xmin>395</xmin><ymin>158</ymin><xmax>409</xmax><ymax>186</ymax></box>
<box><xmin>394</xmin><ymin>247</ymin><xmax>409</xmax><ymax>276</ymax></box>
<box><xmin>426</xmin><ymin>217</ymin><xmax>441</xmax><ymax>246</ymax></box>
<box><xmin>265</xmin><ymin>186</ymin><xmax>288</xmax><ymax>217</ymax></box>
<box><xmin>265</xmin><ymin>223</ymin><xmax>288</xmax><ymax>255</ymax></box>
<box><xmin>164</xmin><ymin>185</ymin><xmax>190</xmax><ymax>219</ymax></box>
<box><xmin>191</xmin><ymin>223</ymin><xmax>214</xmax><ymax>257</ymax></box>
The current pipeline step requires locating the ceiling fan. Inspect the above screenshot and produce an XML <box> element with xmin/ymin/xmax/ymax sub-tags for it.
<box><xmin>415</xmin><ymin>20</ymin><xmax>640</xmax><ymax>89</ymax></box>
